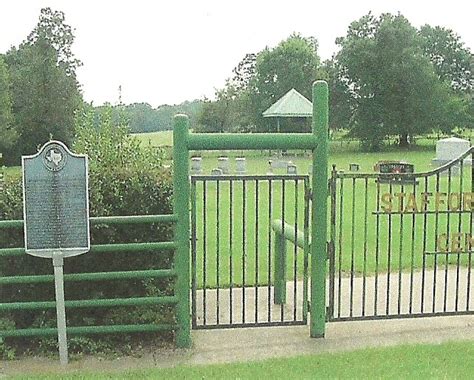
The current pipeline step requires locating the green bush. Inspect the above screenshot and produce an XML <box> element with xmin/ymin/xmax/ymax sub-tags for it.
<box><xmin>0</xmin><ymin>107</ymin><xmax>175</xmax><ymax>358</ymax></box>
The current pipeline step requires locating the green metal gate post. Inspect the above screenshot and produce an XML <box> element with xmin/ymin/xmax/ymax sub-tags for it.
<box><xmin>173</xmin><ymin>114</ymin><xmax>191</xmax><ymax>347</ymax></box>
<box><xmin>311</xmin><ymin>81</ymin><xmax>329</xmax><ymax>337</ymax></box>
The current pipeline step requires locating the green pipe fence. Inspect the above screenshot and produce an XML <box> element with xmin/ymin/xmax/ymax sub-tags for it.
<box><xmin>0</xmin><ymin>214</ymin><xmax>181</xmax><ymax>340</ymax></box>
<box><xmin>271</xmin><ymin>219</ymin><xmax>308</xmax><ymax>305</ymax></box>
<box><xmin>0</xmin><ymin>80</ymin><xmax>329</xmax><ymax>347</ymax></box>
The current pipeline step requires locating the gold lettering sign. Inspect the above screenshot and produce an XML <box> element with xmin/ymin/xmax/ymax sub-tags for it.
<box><xmin>437</xmin><ymin>233</ymin><xmax>474</xmax><ymax>253</ymax></box>
<box><xmin>380</xmin><ymin>192</ymin><xmax>474</xmax><ymax>213</ymax></box>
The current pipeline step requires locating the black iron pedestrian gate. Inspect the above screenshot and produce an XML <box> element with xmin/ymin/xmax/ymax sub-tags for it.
<box><xmin>329</xmin><ymin>148</ymin><xmax>474</xmax><ymax>321</ymax></box>
<box><xmin>191</xmin><ymin>174</ymin><xmax>310</xmax><ymax>329</ymax></box>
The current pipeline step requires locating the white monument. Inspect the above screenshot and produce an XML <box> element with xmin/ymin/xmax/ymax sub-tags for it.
<box><xmin>217</xmin><ymin>157</ymin><xmax>229</xmax><ymax>174</ymax></box>
<box><xmin>191</xmin><ymin>157</ymin><xmax>202</xmax><ymax>174</ymax></box>
<box><xmin>432</xmin><ymin>137</ymin><xmax>472</xmax><ymax>169</ymax></box>
<box><xmin>235</xmin><ymin>157</ymin><xmax>246</xmax><ymax>174</ymax></box>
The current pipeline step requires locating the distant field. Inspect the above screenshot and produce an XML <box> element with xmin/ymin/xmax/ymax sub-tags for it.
<box><xmin>133</xmin><ymin>130</ymin><xmax>173</xmax><ymax>147</ymax></box>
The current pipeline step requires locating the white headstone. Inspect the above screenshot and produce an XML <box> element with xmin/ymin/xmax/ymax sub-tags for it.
<box><xmin>436</xmin><ymin>137</ymin><xmax>470</xmax><ymax>161</ymax></box>
<box><xmin>191</xmin><ymin>157</ymin><xmax>202</xmax><ymax>173</ymax></box>
<box><xmin>432</xmin><ymin>137</ymin><xmax>472</xmax><ymax>175</ymax></box>
<box><xmin>218</xmin><ymin>157</ymin><xmax>229</xmax><ymax>174</ymax></box>
<box><xmin>287</xmin><ymin>161</ymin><xmax>297</xmax><ymax>175</ymax></box>
<box><xmin>235</xmin><ymin>157</ymin><xmax>246</xmax><ymax>174</ymax></box>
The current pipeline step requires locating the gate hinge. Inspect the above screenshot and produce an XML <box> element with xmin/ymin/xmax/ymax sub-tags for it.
<box><xmin>307</xmin><ymin>300</ymin><xmax>311</xmax><ymax>311</ymax></box>
<box><xmin>305</xmin><ymin>188</ymin><xmax>313</xmax><ymax>202</ymax></box>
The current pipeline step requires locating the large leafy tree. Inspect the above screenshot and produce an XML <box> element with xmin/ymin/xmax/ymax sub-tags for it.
<box><xmin>0</xmin><ymin>56</ymin><xmax>17</xmax><ymax>159</ymax></box>
<box><xmin>5</xmin><ymin>8</ymin><xmax>82</xmax><ymax>161</ymax></box>
<box><xmin>319</xmin><ymin>58</ymin><xmax>353</xmax><ymax>130</ymax></box>
<box><xmin>336</xmin><ymin>13</ymin><xmax>450</xmax><ymax>149</ymax></box>
<box><xmin>419</xmin><ymin>25</ymin><xmax>473</xmax><ymax>94</ymax></box>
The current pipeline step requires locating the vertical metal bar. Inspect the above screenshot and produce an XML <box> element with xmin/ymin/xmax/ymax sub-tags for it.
<box><xmin>328</xmin><ymin>166</ymin><xmax>337</xmax><ymax>320</ymax></box>
<box><xmin>255</xmin><ymin>179</ymin><xmax>259</xmax><ymax>323</ymax></box>
<box><xmin>444</xmin><ymin>168</ymin><xmax>452</xmax><ymax>312</ymax></box>
<box><xmin>311</xmin><ymin>80</ymin><xmax>329</xmax><ymax>337</ymax></box>
<box><xmin>421</xmin><ymin>177</ymin><xmax>429</xmax><ymax>313</ymax></box>
<box><xmin>455</xmin><ymin>161</ymin><xmax>464</xmax><ymax>311</ymax></box>
<box><xmin>242</xmin><ymin>179</ymin><xmax>246</xmax><ymax>323</ymax></box>
<box><xmin>173</xmin><ymin>114</ymin><xmax>191</xmax><ymax>347</ymax></box>
<box><xmin>375</xmin><ymin>179</ymin><xmax>381</xmax><ymax>316</ymax></box>
<box><xmin>349</xmin><ymin>178</ymin><xmax>356</xmax><ymax>317</ymax></box>
<box><xmin>216</xmin><ymin>180</ymin><xmax>220</xmax><ymax>325</ymax></box>
<box><xmin>397</xmin><ymin>183</ymin><xmax>405</xmax><ymax>315</ymax></box>
<box><xmin>303</xmin><ymin>176</ymin><xmax>310</xmax><ymax>323</ymax></box>
<box><xmin>281</xmin><ymin>179</ymin><xmax>286</xmax><ymax>321</ymax></box>
<box><xmin>293</xmin><ymin>178</ymin><xmax>299</xmax><ymax>321</ymax></box>
<box><xmin>362</xmin><ymin>177</ymin><xmax>368</xmax><ymax>317</ymax></box>
<box><xmin>203</xmin><ymin>180</ymin><xmax>207</xmax><ymax>325</ymax></box>
<box><xmin>229</xmin><ymin>179</ymin><xmax>233</xmax><ymax>324</ymax></box>
<box><xmin>467</xmin><ymin>151</ymin><xmax>474</xmax><ymax>311</ymax></box>
<box><xmin>433</xmin><ymin>173</ymin><xmax>440</xmax><ymax>313</ymax></box>
<box><xmin>409</xmin><ymin>180</ymin><xmax>416</xmax><ymax>314</ymax></box>
<box><xmin>386</xmin><ymin>182</ymin><xmax>393</xmax><ymax>315</ymax></box>
<box><xmin>191</xmin><ymin>178</ymin><xmax>197</xmax><ymax>328</ymax></box>
<box><xmin>338</xmin><ymin>177</ymin><xmax>344</xmax><ymax>318</ymax></box>
<box><xmin>267</xmin><ymin>179</ymin><xmax>273</xmax><ymax>322</ymax></box>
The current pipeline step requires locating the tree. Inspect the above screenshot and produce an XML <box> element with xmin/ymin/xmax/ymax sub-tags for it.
<box><xmin>336</xmin><ymin>13</ymin><xmax>451</xmax><ymax>149</ymax></box>
<box><xmin>319</xmin><ymin>58</ymin><xmax>353</xmax><ymax>130</ymax></box>
<box><xmin>419</xmin><ymin>25</ymin><xmax>473</xmax><ymax>93</ymax></box>
<box><xmin>251</xmin><ymin>34</ymin><xmax>320</xmax><ymax>130</ymax></box>
<box><xmin>0</xmin><ymin>56</ymin><xmax>17</xmax><ymax>159</ymax></box>
<box><xmin>5</xmin><ymin>8</ymin><xmax>82</xmax><ymax>161</ymax></box>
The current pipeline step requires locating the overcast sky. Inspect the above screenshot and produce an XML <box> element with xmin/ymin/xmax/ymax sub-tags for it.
<box><xmin>1</xmin><ymin>1</ymin><xmax>472</xmax><ymax>107</ymax></box>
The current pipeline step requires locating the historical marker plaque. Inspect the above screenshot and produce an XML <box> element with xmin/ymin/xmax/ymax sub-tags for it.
<box><xmin>22</xmin><ymin>140</ymin><xmax>90</xmax><ymax>365</ymax></box>
<box><xmin>22</xmin><ymin>141</ymin><xmax>90</xmax><ymax>257</ymax></box>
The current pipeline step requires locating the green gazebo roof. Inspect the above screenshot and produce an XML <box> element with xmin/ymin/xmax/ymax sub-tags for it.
<box><xmin>262</xmin><ymin>88</ymin><xmax>312</xmax><ymax>118</ymax></box>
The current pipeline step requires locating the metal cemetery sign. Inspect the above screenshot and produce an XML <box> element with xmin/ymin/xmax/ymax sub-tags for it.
<box><xmin>22</xmin><ymin>140</ymin><xmax>90</xmax><ymax>365</ymax></box>
<box><xmin>23</xmin><ymin>140</ymin><xmax>90</xmax><ymax>257</ymax></box>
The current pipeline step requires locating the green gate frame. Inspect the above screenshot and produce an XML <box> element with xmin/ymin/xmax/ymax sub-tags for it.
<box><xmin>173</xmin><ymin>81</ymin><xmax>329</xmax><ymax>346</ymax></box>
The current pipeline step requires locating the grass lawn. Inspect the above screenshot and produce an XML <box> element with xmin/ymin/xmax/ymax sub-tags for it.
<box><xmin>12</xmin><ymin>340</ymin><xmax>474</xmax><ymax>379</ymax></box>
<box><xmin>133</xmin><ymin>130</ymin><xmax>173</xmax><ymax>147</ymax></box>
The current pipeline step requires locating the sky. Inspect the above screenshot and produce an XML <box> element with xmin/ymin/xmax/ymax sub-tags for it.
<box><xmin>0</xmin><ymin>0</ymin><xmax>472</xmax><ymax>108</ymax></box>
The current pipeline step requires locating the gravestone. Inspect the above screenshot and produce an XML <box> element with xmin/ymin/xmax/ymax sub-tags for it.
<box><xmin>191</xmin><ymin>157</ymin><xmax>202</xmax><ymax>174</ymax></box>
<box><xmin>211</xmin><ymin>168</ymin><xmax>223</xmax><ymax>175</ymax></box>
<box><xmin>374</xmin><ymin>160</ymin><xmax>416</xmax><ymax>185</ymax></box>
<box><xmin>22</xmin><ymin>141</ymin><xmax>89</xmax><ymax>365</ymax></box>
<box><xmin>235</xmin><ymin>157</ymin><xmax>246</xmax><ymax>174</ymax></box>
<box><xmin>287</xmin><ymin>161</ymin><xmax>297</xmax><ymax>175</ymax></box>
<box><xmin>432</xmin><ymin>137</ymin><xmax>472</xmax><ymax>175</ymax></box>
<box><xmin>349</xmin><ymin>163</ymin><xmax>360</xmax><ymax>171</ymax></box>
<box><xmin>217</xmin><ymin>156</ymin><xmax>229</xmax><ymax>174</ymax></box>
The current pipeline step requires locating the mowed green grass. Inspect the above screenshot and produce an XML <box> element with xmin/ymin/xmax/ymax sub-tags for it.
<box><xmin>12</xmin><ymin>341</ymin><xmax>474</xmax><ymax>379</ymax></box>
<box><xmin>133</xmin><ymin>130</ymin><xmax>173</xmax><ymax>146</ymax></box>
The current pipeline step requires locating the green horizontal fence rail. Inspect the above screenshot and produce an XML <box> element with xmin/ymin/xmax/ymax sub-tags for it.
<box><xmin>0</xmin><ymin>214</ymin><xmax>181</xmax><ymax>340</ymax></box>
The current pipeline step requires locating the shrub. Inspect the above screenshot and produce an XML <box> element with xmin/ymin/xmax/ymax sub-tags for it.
<box><xmin>0</xmin><ymin>107</ymin><xmax>175</xmax><ymax>358</ymax></box>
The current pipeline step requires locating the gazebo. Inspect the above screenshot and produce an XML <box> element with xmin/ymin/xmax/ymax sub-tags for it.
<box><xmin>262</xmin><ymin>88</ymin><xmax>312</xmax><ymax>132</ymax></box>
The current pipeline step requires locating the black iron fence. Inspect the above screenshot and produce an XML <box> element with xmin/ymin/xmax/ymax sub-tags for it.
<box><xmin>191</xmin><ymin>174</ymin><xmax>310</xmax><ymax>329</ymax></box>
<box><xmin>329</xmin><ymin>148</ymin><xmax>474</xmax><ymax>321</ymax></box>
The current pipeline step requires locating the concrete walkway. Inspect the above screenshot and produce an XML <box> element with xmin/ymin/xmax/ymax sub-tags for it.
<box><xmin>2</xmin><ymin>315</ymin><xmax>473</xmax><ymax>376</ymax></box>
